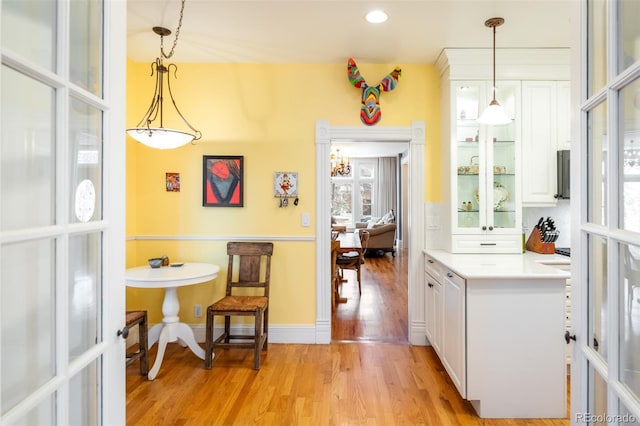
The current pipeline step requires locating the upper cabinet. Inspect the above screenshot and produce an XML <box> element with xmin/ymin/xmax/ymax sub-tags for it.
<box><xmin>450</xmin><ymin>81</ymin><xmax>522</xmax><ymax>253</ymax></box>
<box><xmin>436</xmin><ymin>48</ymin><xmax>570</xmax><ymax>253</ymax></box>
<box><xmin>521</xmin><ymin>81</ymin><xmax>571</xmax><ymax>205</ymax></box>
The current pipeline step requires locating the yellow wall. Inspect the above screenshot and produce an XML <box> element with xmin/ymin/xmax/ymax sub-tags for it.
<box><xmin>125</xmin><ymin>60</ymin><xmax>441</xmax><ymax>325</ymax></box>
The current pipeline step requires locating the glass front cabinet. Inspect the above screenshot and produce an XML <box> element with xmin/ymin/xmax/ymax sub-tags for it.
<box><xmin>450</xmin><ymin>81</ymin><xmax>522</xmax><ymax>253</ymax></box>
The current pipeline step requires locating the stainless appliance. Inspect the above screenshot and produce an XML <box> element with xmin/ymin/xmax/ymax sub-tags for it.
<box><xmin>555</xmin><ymin>150</ymin><xmax>570</xmax><ymax>199</ymax></box>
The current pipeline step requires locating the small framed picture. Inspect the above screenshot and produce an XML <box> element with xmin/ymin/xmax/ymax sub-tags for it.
<box><xmin>203</xmin><ymin>155</ymin><xmax>244</xmax><ymax>207</ymax></box>
<box><xmin>274</xmin><ymin>172</ymin><xmax>298</xmax><ymax>197</ymax></box>
<box><xmin>166</xmin><ymin>172</ymin><xmax>180</xmax><ymax>192</ymax></box>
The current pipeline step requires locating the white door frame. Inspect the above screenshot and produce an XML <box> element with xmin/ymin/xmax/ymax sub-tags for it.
<box><xmin>314</xmin><ymin>120</ymin><xmax>426</xmax><ymax>345</ymax></box>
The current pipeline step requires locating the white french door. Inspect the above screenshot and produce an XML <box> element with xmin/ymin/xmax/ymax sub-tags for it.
<box><xmin>1</xmin><ymin>1</ymin><xmax>126</xmax><ymax>424</ymax></box>
<box><xmin>572</xmin><ymin>0</ymin><xmax>640</xmax><ymax>424</ymax></box>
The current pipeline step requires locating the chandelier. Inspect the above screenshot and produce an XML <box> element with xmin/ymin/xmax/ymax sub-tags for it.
<box><xmin>126</xmin><ymin>0</ymin><xmax>201</xmax><ymax>150</ymax></box>
<box><xmin>330</xmin><ymin>149</ymin><xmax>352</xmax><ymax>177</ymax></box>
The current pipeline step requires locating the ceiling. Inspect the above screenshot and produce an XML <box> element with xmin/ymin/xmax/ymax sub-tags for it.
<box><xmin>127</xmin><ymin>0</ymin><xmax>577</xmax><ymax>156</ymax></box>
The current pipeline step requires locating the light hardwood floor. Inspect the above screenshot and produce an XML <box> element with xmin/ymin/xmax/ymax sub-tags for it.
<box><xmin>127</xmin><ymin>249</ymin><xmax>569</xmax><ymax>425</ymax></box>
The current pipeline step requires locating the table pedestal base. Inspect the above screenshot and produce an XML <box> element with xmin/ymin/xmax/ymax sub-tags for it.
<box><xmin>147</xmin><ymin>321</ymin><xmax>208</xmax><ymax>380</ymax></box>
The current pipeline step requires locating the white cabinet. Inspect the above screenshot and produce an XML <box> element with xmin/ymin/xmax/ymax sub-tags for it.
<box><xmin>441</xmin><ymin>269</ymin><xmax>466</xmax><ymax>398</ymax></box>
<box><xmin>424</xmin><ymin>249</ymin><xmax>568</xmax><ymax>418</ymax></box>
<box><xmin>449</xmin><ymin>81</ymin><xmax>522</xmax><ymax>253</ymax></box>
<box><xmin>424</xmin><ymin>255</ymin><xmax>442</xmax><ymax>355</ymax></box>
<box><xmin>521</xmin><ymin>81</ymin><xmax>570</xmax><ymax>206</ymax></box>
<box><xmin>437</xmin><ymin>48</ymin><xmax>570</xmax><ymax>253</ymax></box>
<box><xmin>424</xmin><ymin>254</ymin><xmax>466</xmax><ymax>397</ymax></box>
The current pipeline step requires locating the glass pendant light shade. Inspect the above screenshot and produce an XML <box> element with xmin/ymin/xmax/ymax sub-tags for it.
<box><xmin>477</xmin><ymin>99</ymin><xmax>511</xmax><ymax>125</ymax></box>
<box><xmin>126</xmin><ymin>127</ymin><xmax>196</xmax><ymax>150</ymax></box>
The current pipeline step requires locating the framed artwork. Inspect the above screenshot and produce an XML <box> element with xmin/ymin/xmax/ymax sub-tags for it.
<box><xmin>274</xmin><ymin>172</ymin><xmax>298</xmax><ymax>197</ymax></box>
<box><xmin>166</xmin><ymin>172</ymin><xmax>180</xmax><ymax>192</ymax></box>
<box><xmin>203</xmin><ymin>155</ymin><xmax>244</xmax><ymax>207</ymax></box>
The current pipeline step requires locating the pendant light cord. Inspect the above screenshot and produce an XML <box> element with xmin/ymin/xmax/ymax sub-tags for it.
<box><xmin>492</xmin><ymin>23</ymin><xmax>496</xmax><ymax>102</ymax></box>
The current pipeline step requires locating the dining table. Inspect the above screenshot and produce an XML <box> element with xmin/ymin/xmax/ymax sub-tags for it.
<box><xmin>125</xmin><ymin>262</ymin><xmax>220</xmax><ymax>380</ymax></box>
<box><xmin>331</xmin><ymin>230</ymin><xmax>362</xmax><ymax>307</ymax></box>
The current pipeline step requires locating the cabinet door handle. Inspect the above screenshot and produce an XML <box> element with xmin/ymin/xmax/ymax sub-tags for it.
<box><xmin>488</xmin><ymin>226</ymin><xmax>494</xmax><ymax>231</ymax></box>
<box><xmin>480</xmin><ymin>243</ymin><xmax>497</xmax><ymax>246</ymax></box>
<box><xmin>427</xmin><ymin>259</ymin><xmax>434</xmax><ymax>264</ymax></box>
<box><xmin>428</xmin><ymin>282</ymin><xmax>434</xmax><ymax>288</ymax></box>
<box><xmin>482</xmin><ymin>226</ymin><xmax>487</xmax><ymax>230</ymax></box>
<box><xmin>446</xmin><ymin>272</ymin><xmax>454</xmax><ymax>278</ymax></box>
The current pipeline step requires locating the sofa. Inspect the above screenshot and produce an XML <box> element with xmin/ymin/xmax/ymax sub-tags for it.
<box><xmin>355</xmin><ymin>210</ymin><xmax>396</xmax><ymax>257</ymax></box>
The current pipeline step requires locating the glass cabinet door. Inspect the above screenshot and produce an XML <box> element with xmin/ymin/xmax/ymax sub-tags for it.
<box><xmin>454</xmin><ymin>84</ymin><xmax>482</xmax><ymax>230</ymax></box>
<box><xmin>489</xmin><ymin>83</ymin><xmax>517</xmax><ymax>231</ymax></box>
<box><xmin>453</xmin><ymin>81</ymin><xmax>520</xmax><ymax>236</ymax></box>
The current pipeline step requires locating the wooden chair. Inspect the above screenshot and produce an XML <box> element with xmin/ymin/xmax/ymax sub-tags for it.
<box><xmin>205</xmin><ymin>242</ymin><xmax>274</xmax><ymax>370</ymax></box>
<box><xmin>122</xmin><ymin>310</ymin><xmax>148</xmax><ymax>376</ymax></box>
<box><xmin>336</xmin><ymin>230</ymin><xmax>370</xmax><ymax>295</ymax></box>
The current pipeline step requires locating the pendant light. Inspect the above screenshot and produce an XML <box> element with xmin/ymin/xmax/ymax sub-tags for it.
<box><xmin>477</xmin><ymin>17</ymin><xmax>511</xmax><ymax>126</ymax></box>
<box><xmin>126</xmin><ymin>0</ymin><xmax>201</xmax><ymax>149</ymax></box>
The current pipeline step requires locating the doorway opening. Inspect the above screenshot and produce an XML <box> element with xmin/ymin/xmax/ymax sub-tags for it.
<box><xmin>314</xmin><ymin>120</ymin><xmax>426</xmax><ymax>346</ymax></box>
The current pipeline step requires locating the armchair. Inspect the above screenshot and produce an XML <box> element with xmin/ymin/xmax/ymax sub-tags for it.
<box><xmin>355</xmin><ymin>222</ymin><xmax>396</xmax><ymax>257</ymax></box>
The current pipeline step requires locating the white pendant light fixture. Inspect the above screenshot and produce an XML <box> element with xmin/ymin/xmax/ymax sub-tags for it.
<box><xmin>477</xmin><ymin>17</ymin><xmax>511</xmax><ymax>126</ymax></box>
<box><xmin>126</xmin><ymin>0</ymin><xmax>201</xmax><ymax>149</ymax></box>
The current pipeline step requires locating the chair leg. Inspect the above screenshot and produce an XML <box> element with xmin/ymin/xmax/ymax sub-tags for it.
<box><xmin>357</xmin><ymin>266</ymin><xmax>362</xmax><ymax>295</ymax></box>
<box><xmin>263</xmin><ymin>307</ymin><xmax>269</xmax><ymax>350</ymax></box>
<box><xmin>204</xmin><ymin>307</ymin><xmax>214</xmax><ymax>369</ymax></box>
<box><xmin>254</xmin><ymin>309</ymin><xmax>262</xmax><ymax>370</ymax></box>
<box><xmin>139</xmin><ymin>313</ymin><xmax>149</xmax><ymax>376</ymax></box>
<box><xmin>224</xmin><ymin>316</ymin><xmax>231</xmax><ymax>343</ymax></box>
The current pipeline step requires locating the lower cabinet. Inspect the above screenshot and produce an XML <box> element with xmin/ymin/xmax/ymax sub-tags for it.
<box><xmin>442</xmin><ymin>269</ymin><xmax>466</xmax><ymax>398</ymax></box>
<box><xmin>424</xmin><ymin>264</ymin><xmax>442</xmax><ymax>356</ymax></box>
<box><xmin>423</xmin><ymin>252</ymin><xmax>567</xmax><ymax>418</ymax></box>
<box><xmin>424</xmin><ymin>255</ymin><xmax>465</xmax><ymax>397</ymax></box>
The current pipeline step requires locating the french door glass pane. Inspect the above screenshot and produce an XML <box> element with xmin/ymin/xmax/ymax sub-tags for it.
<box><xmin>331</xmin><ymin>181</ymin><xmax>353</xmax><ymax>226</ymax></box>
<box><xmin>619</xmin><ymin>0</ymin><xmax>640</xmax><ymax>73</ymax></box>
<box><xmin>16</xmin><ymin>394</ymin><xmax>55</xmax><ymax>426</ymax></box>
<box><xmin>1</xmin><ymin>65</ymin><xmax>55</xmax><ymax>231</ymax></box>
<box><xmin>588</xmin><ymin>0</ymin><xmax>608</xmax><ymax>96</ymax></box>
<box><xmin>587</xmin><ymin>363</ymin><xmax>609</xmax><ymax>425</ymax></box>
<box><xmin>70</xmin><ymin>0</ymin><xmax>103</xmax><ymax>96</ymax></box>
<box><xmin>620</xmin><ymin>242</ymin><xmax>640</xmax><ymax>398</ymax></box>
<box><xmin>588</xmin><ymin>101</ymin><xmax>608</xmax><ymax>226</ymax></box>
<box><xmin>1</xmin><ymin>1</ymin><xmax>56</xmax><ymax>71</ymax></box>
<box><xmin>69</xmin><ymin>359</ymin><xmax>101</xmax><ymax>425</ymax></box>
<box><xmin>1</xmin><ymin>239</ymin><xmax>55</xmax><ymax>414</ymax></box>
<box><xmin>589</xmin><ymin>235</ymin><xmax>608</xmax><ymax>360</ymax></box>
<box><xmin>620</xmin><ymin>78</ymin><xmax>640</xmax><ymax>233</ymax></box>
<box><xmin>69</xmin><ymin>98</ymin><xmax>102</xmax><ymax>223</ymax></box>
<box><xmin>618</xmin><ymin>402</ymin><xmax>640</xmax><ymax>424</ymax></box>
<box><xmin>69</xmin><ymin>233</ymin><xmax>102</xmax><ymax>358</ymax></box>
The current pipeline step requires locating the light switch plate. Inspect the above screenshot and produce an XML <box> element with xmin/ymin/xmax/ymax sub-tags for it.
<box><xmin>301</xmin><ymin>213</ymin><xmax>310</xmax><ymax>227</ymax></box>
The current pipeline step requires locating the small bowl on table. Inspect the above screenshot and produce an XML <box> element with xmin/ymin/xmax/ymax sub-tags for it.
<box><xmin>148</xmin><ymin>258</ymin><xmax>164</xmax><ymax>268</ymax></box>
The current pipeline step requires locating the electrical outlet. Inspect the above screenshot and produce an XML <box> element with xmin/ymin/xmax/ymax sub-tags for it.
<box><xmin>194</xmin><ymin>304</ymin><xmax>202</xmax><ymax>318</ymax></box>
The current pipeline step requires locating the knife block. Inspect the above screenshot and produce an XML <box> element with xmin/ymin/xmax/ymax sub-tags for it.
<box><xmin>526</xmin><ymin>226</ymin><xmax>556</xmax><ymax>254</ymax></box>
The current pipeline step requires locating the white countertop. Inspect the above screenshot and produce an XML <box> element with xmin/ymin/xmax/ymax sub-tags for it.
<box><xmin>423</xmin><ymin>249</ymin><xmax>571</xmax><ymax>280</ymax></box>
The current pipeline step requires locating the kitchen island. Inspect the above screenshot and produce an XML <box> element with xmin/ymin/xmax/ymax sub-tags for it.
<box><xmin>423</xmin><ymin>249</ymin><xmax>570</xmax><ymax>418</ymax></box>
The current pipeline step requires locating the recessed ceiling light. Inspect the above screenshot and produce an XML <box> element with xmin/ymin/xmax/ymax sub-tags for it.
<box><xmin>366</xmin><ymin>10</ymin><xmax>388</xmax><ymax>24</ymax></box>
